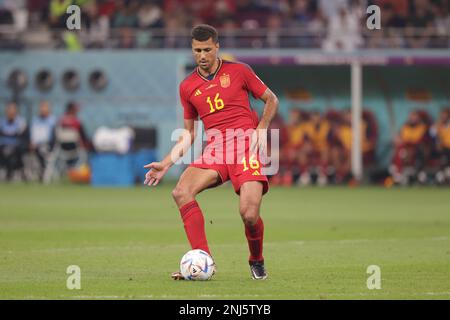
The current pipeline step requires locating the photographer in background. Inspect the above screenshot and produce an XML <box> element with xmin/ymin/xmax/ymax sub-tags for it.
<box><xmin>0</xmin><ymin>102</ymin><xmax>28</xmax><ymax>181</ymax></box>
<box><xmin>30</xmin><ymin>100</ymin><xmax>56</xmax><ymax>181</ymax></box>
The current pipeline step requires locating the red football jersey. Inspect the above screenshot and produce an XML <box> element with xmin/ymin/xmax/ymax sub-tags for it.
<box><xmin>179</xmin><ymin>59</ymin><xmax>267</xmax><ymax>133</ymax></box>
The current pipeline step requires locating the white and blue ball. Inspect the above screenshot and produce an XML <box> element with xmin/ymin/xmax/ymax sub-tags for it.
<box><xmin>180</xmin><ymin>249</ymin><xmax>215</xmax><ymax>281</ymax></box>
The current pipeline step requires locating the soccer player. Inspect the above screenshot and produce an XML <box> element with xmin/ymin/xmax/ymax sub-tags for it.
<box><xmin>300</xmin><ymin>111</ymin><xmax>331</xmax><ymax>185</ymax></box>
<box><xmin>390</xmin><ymin>111</ymin><xmax>429</xmax><ymax>184</ymax></box>
<box><xmin>143</xmin><ymin>24</ymin><xmax>279</xmax><ymax>280</ymax></box>
<box><xmin>431</xmin><ymin>109</ymin><xmax>450</xmax><ymax>183</ymax></box>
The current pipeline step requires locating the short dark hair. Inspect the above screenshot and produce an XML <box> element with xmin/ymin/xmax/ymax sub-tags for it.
<box><xmin>5</xmin><ymin>101</ymin><xmax>17</xmax><ymax>110</ymax></box>
<box><xmin>191</xmin><ymin>24</ymin><xmax>218</xmax><ymax>43</ymax></box>
<box><xmin>66</xmin><ymin>101</ymin><xmax>78</xmax><ymax>113</ymax></box>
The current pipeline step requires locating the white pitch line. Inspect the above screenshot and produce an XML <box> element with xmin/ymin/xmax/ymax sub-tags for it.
<box><xmin>14</xmin><ymin>291</ymin><xmax>450</xmax><ymax>300</ymax></box>
<box><xmin>56</xmin><ymin>291</ymin><xmax>450</xmax><ymax>299</ymax></box>
<box><xmin>12</xmin><ymin>236</ymin><xmax>450</xmax><ymax>254</ymax></box>
<box><xmin>69</xmin><ymin>295</ymin><xmax>155</xmax><ymax>299</ymax></box>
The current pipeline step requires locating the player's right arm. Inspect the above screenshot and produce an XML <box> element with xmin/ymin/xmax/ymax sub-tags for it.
<box><xmin>143</xmin><ymin>118</ymin><xmax>196</xmax><ymax>187</ymax></box>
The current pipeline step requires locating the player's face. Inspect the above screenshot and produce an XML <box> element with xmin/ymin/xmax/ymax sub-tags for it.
<box><xmin>192</xmin><ymin>38</ymin><xmax>219</xmax><ymax>72</ymax></box>
<box><xmin>5</xmin><ymin>103</ymin><xmax>17</xmax><ymax>120</ymax></box>
<box><xmin>39</xmin><ymin>101</ymin><xmax>50</xmax><ymax>117</ymax></box>
<box><xmin>409</xmin><ymin>112</ymin><xmax>419</xmax><ymax>124</ymax></box>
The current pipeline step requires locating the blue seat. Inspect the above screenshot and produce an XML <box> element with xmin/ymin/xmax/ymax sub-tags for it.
<box><xmin>89</xmin><ymin>149</ymin><xmax>158</xmax><ymax>187</ymax></box>
<box><xmin>132</xmin><ymin>148</ymin><xmax>158</xmax><ymax>183</ymax></box>
<box><xmin>90</xmin><ymin>153</ymin><xmax>134</xmax><ymax>187</ymax></box>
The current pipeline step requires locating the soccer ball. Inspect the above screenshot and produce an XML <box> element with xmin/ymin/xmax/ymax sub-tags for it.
<box><xmin>180</xmin><ymin>249</ymin><xmax>215</xmax><ymax>281</ymax></box>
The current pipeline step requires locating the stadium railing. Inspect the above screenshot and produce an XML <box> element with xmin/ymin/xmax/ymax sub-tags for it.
<box><xmin>0</xmin><ymin>26</ymin><xmax>448</xmax><ymax>50</ymax></box>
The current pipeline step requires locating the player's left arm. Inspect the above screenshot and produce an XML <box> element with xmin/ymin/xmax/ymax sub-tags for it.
<box><xmin>250</xmin><ymin>88</ymin><xmax>279</xmax><ymax>154</ymax></box>
<box><xmin>257</xmin><ymin>88</ymin><xmax>279</xmax><ymax>130</ymax></box>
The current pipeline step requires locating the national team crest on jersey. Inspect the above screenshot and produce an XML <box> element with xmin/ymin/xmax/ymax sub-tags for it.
<box><xmin>220</xmin><ymin>73</ymin><xmax>231</xmax><ymax>88</ymax></box>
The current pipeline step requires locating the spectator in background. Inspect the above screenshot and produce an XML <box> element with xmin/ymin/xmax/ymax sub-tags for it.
<box><xmin>384</xmin><ymin>3</ymin><xmax>407</xmax><ymax>47</ymax></box>
<box><xmin>27</xmin><ymin>0</ymin><xmax>49</xmax><ymax>28</ymax></box>
<box><xmin>41</xmin><ymin>101</ymin><xmax>89</xmax><ymax>182</ymax></box>
<box><xmin>0</xmin><ymin>0</ymin><xmax>27</xmax><ymax>31</ymax></box>
<box><xmin>164</xmin><ymin>14</ymin><xmax>187</xmax><ymax>48</ymax></box>
<box><xmin>4</xmin><ymin>0</ymin><xmax>448</xmax><ymax>50</ymax></box>
<box><xmin>431</xmin><ymin>0</ymin><xmax>450</xmax><ymax>48</ymax></box>
<box><xmin>390</xmin><ymin>110</ymin><xmax>430</xmax><ymax>184</ymax></box>
<box><xmin>0</xmin><ymin>3</ymin><xmax>13</xmax><ymax>26</ymax></box>
<box><xmin>112</xmin><ymin>0</ymin><xmax>138</xmax><ymax>28</ymax></box>
<box><xmin>266</xmin><ymin>112</ymin><xmax>288</xmax><ymax>186</ymax></box>
<box><xmin>322</xmin><ymin>4</ymin><xmax>363</xmax><ymax>51</ymax></box>
<box><xmin>30</xmin><ymin>100</ymin><xmax>56</xmax><ymax>180</ymax></box>
<box><xmin>299</xmin><ymin>111</ymin><xmax>331</xmax><ymax>185</ymax></box>
<box><xmin>431</xmin><ymin>109</ymin><xmax>450</xmax><ymax>184</ymax></box>
<box><xmin>281</xmin><ymin>108</ymin><xmax>305</xmax><ymax>185</ymax></box>
<box><xmin>331</xmin><ymin>110</ymin><xmax>374</xmax><ymax>184</ymax></box>
<box><xmin>319</xmin><ymin>0</ymin><xmax>348</xmax><ymax>19</ymax></box>
<box><xmin>82</xmin><ymin>1</ymin><xmax>110</xmax><ymax>48</ymax></box>
<box><xmin>49</xmin><ymin>0</ymin><xmax>71</xmax><ymax>28</ymax></box>
<box><xmin>330</xmin><ymin>111</ymin><xmax>352</xmax><ymax>183</ymax></box>
<box><xmin>117</xmin><ymin>26</ymin><xmax>135</xmax><ymax>48</ymax></box>
<box><xmin>265</xmin><ymin>13</ymin><xmax>283</xmax><ymax>48</ymax></box>
<box><xmin>366</xmin><ymin>3</ymin><xmax>407</xmax><ymax>49</ymax></box>
<box><xmin>374</xmin><ymin>0</ymin><xmax>409</xmax><ymax>18</ymax></box>
<box><xmin>184</xmin><ymin>0</ymin><xmax>216</xmax><ymax>25</ymax></box>
<box><xmin>220</xmin><ymin>18</ymin><xmax>238</xmax><ymax>48</ymax></box>
<box><xmin>0</xmin><ymin>102</ymin><xmax>28</xmax><ymax>181</ymax></box>
<box><xmin>266</xmin><ymin>113</ymin><xmax>288</xmax><ymax>172</ymax></box>
<box><xmin>296</xmin><ymin>112</ymin><xmax>314</xmax><ymax>185</ymax></box>
<box><xmin>291</xmin><ymin>0</ymin><xmax>315</xmax><ymax>26</ymax></box>
<box><xmin>307</xmin><ymin>5</ymin><xmax>327</xmax><ymax>48</ymax></box>
<box><xmin>57</xmin><ymin>101</ymin><xmax>90</xmax><ymax>152</ymax></box>
<box><xmin>405</xmin><ymin>0</ymin><xmax>435</xmax><ymax>48</ymax></box>
<box><xmin>265</xmin><ymin>0</ymin><xmax>291</xmax><ymax>16</ymax></box>
<box><xmin>137</xmin><ymin>0</ymin><xmax>163</xmax><ymax>29</ymax></box>
<box><xmin>214</xmin><ymin>0</ymin><xmax>237</xmax><ymax>25</ymax></box>
<box><xmin>383</xmin><ymin>3</ymin><xmax>407</xmax><ymax>28</ymax></box>
<box><xmin>97</xmin><ymin>0</ymin><xmax>116</xmax><ymax>19</ymax></box>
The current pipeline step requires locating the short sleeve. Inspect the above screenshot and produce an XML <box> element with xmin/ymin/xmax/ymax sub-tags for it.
<box><xmin>179</xmin><ymin>85</ymin><xmax>198</xmax><ymax>120</ymax></box>
<box><xmin>242</xmin><ymin>64</ymin><xmax>268</xmax><ymax>99</ymax></box>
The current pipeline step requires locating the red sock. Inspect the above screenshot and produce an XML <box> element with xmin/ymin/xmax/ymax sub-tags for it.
<box><xmin>179</xmin><ymin>200</ymin><xmax>210</xmax><ymax>255</ymax></box>
<box><xmin>245</xmin><ymin>217</ymin><xmax>264</xmax><ymax>263</ymax></box>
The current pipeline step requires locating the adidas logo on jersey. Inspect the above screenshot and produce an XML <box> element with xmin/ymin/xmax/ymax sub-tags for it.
<box><xmin>195</xmin><ymin>89</ymin><xmax>202</xmax><ymax>96</ymax></box>
<box><xmin>205</xmin><ymin>84</ymin><xmax>217</xmax><ymax>90</ymax></box>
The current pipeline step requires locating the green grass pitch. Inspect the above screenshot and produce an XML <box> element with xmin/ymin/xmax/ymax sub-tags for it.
<box><xmin>0</xmin><ymin>183</ymin><xmax>449</xmax><ymax>299</ymax></box>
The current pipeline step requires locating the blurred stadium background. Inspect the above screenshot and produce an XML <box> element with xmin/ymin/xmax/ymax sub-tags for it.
<box><xmin>0</xmin><ymin>0</ymin><xmax>450</xmax><ymax>300</ymax></box>
<box><xmin>0</xmin><ymin>0</ymin><xmax>449</xmax><ymax>186</ymax></box>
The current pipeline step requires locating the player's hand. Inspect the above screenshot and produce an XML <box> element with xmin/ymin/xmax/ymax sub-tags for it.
<box><xmin>250</xmin><ymin>128</ymin><xmax>267</xmax><ymax>157</ymax></box>
<box><xmin>143</xmin><ymin>162</ymin><xmax>169</xmax><ymax>187</ymax></box>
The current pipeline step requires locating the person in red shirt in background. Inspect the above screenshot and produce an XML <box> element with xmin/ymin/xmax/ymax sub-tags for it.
<box><xmin>57</xmin><ymin>101</ymin><xmax>90</xmax><ymax>154</ymax></box>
